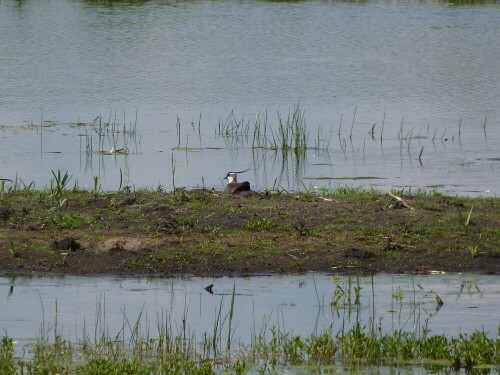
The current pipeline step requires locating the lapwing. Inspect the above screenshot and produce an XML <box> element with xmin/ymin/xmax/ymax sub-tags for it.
<box><xmin>223</xmin><ymin>167</ymin><xmax>251</xmax><ymax>194</ymax></box>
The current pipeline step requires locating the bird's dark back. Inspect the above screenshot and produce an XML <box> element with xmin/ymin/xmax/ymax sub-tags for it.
<box><xmin>224</xmin><ymin>181</ymin><xmax>250</xmax><ymax>194</ymax></box>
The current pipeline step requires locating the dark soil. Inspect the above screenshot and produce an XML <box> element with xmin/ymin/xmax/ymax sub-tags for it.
<box><xmin>0</xmin><ymin>189</ymin><xmax>499</xmax><ymax>276</ymax></box>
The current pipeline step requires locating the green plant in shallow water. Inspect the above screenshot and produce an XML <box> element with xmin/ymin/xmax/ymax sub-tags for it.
<box><xmin>229</xmin><ymin>359</ymin><xmax>250</xmax><ymax>375</ymax></box>
<box><xmin>0</xmin><ymin>336</ymin><xmax>15</xmax><ymax>375</ymax></box>
<box><xmin>1</xmin><ymin>313</ymin><xmax>499</xmax><ymax>373</ymax></box>
<box><xmin>449</xmin><ymin>331</ymin><xmax>499</xmax><ymax>370</ymax></box>
<box><xmin>226</xmin><ymin>283</ymin><xmax>236</xmax><ymax>351</ymax></box>
<box><xmin>421</xmin><ymin>333</ymin><xmax>451</xmax><ymax>361</ymax></box>
<box><xmin>274</xmin><ymin>103</ymin><xmax>308</xmax><ymax>153</ymax></box>
<box><xmin>392</xmin><ymin>286</ymin><xmax>404</xmax><ymax>302</ymax></box>
<box><xmin>331</xmin><ymin>284</ymin><xmax>345</xmax><ymax>306</ymax></box>
<box><xmin>305</xmin><ymin>332</ymin><xmax>338</xmax><ymax>364</ymax></box>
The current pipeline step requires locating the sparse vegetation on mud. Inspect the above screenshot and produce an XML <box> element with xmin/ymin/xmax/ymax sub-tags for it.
<box><xmin>0</xmin><ymin>184</ymin><xmax>499</xmax><ymax>275</ymax></box>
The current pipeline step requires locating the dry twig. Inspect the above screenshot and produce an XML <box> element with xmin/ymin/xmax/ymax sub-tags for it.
<box><xmin>388</xmin><ymin>192</ymin><xmax>415</xmax><ymax>210</ymax></box>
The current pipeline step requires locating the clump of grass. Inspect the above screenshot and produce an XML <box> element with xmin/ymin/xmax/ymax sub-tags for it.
<box><xmin>50</xmin><ymin>170</ymin><xmax>72</xmax><ymax>196</ymax></box>
<box><xmin>216</xmin><ymin>103</ymin><xmax>311</xmax><ymax>154</ymax></box>
<box><xmin>275</xmin><ymin>103</ymin><xmax>308</xmax><ymax>153</ymax></box>
<box><xmin>8</xmin><ymin>241</ymin><xmax>19</xmax><ymax>259</ymax></box>
<box><xmin>330</xmin><ymin>275</ymin><xmax>362</xmax><ymax>307</ymax></box>
<box><xmin>392</xmin><ymin>286</ymin><xmax>404</xmax><ymax>302</ymax></box>
<box><xmin>0</xmin><ymin>336</ymin><xmax>14</xmax><ymax>374</ymax></box>
<box><xmin>469</xmin><ymin>234</ymin><xmax>484</xmax><ymax>259</ymax></box>
<box><xmin>458</xmin><ymin>206</ymin><xmax>474</xmax><ymax>235</ymax></box>
<box><xmin>168</xmin><ymin>189</ymin><xmax>214</xmax><ymax>205</ymax></box>
<box><xmin>92</xmin><ymin>176</ymin><xmax>100</xmax><ymax>198</ymax></box>
<box><xmin>0</xmin><ymin>178</ymin><xmax>13</xmax><ymax>200</ymax></box>
<box><xmin>319</xmin><ymin>186</ymin><xmax>380</xmax><ymax>201</ymax></box>
<box><xmin>0</xmin><ymin>176</ymin><xmax>35</xmax><ymax>196</ymax></box>
<box><xmin>469</xmin><ymin>245</ymin><xmax>484</xmax><ymax>259</ymax></box>
<box><xmin>49</xmin><ymin>212</ymin><xmax>94</xmax><ymax>229</ymax></box>
<box><xmin>88</xmin><ymin>111</ymin><xmax>138</xmax><ymax>152</ymax></box>
<box><xmin>243</xmin><ymin>217</ymin><xmax>290</xmax><ymax>231</ymax></box>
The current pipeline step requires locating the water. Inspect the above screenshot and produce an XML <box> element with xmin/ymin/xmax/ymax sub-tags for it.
<box><xmin>0</xmin><ymin>0</ymin><xmax>499</xmax><ymax>196</ymax></box>
<box><xmin>1</xmin><ymin>274</ymin><xmax>499</xmax><ymax>347</ymax></box>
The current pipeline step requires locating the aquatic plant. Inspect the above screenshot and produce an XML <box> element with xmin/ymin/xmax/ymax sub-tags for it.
<box><xmin>6</xmin><ymin>318</ymin><xmax>495</xmax><ymax>373</ymax></box>
<box><xmin>171</xmin><ymin>153</ymin><xmax>177</xmax><ymax>193</ymax></box>
<box><xmin>79</xmin><ymin>111</ymin><xmax>139</xmax><ymax>166</ymax></box>
<box><xmin>216</xmin><ymin>103</ymin><xmax>310</xmax><ymax>154</ymax></box>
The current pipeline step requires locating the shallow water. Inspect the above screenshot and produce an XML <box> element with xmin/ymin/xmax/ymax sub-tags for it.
<box><xmin>0</xmin><ymin>0</ymin><xmax>499</xmax><ymax>196</ymax></box>
<box><xmin>1</xmin><ymin>273</ymin><xmax>499</xmax><ymax>348</ymax></box>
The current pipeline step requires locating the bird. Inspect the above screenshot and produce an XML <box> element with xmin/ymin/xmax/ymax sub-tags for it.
<box><xmin>223</xmin><ymin>167</ymin><xmax>251</xmax><ymax>194</ymax></box>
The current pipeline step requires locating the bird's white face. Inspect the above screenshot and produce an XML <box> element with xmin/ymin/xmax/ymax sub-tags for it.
<box><xmin>225</xmin><ymin>173</ymin><xmax>237</xmax><ymax>183</ymax></box>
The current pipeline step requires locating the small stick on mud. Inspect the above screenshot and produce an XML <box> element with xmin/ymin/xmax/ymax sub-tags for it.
<box><xmin>388</xmin><ymin>192</ymin><xmax>415</xmax><ymax>210</ymax></box>
<box><xmin>318</xmin><ymin>196</ymin><xmax>336</xmax><ymax>202</ymax></box>
<box><xmin>383</xmin><ymin>237</ymin><xmax>416</xmax><ymax>251</ymax></box>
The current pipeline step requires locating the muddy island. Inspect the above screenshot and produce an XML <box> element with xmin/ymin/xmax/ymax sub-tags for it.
<box><xmin>0</xmin><ymin>187</ymin><xmax>498</xmax><ymax>275</ymax></box>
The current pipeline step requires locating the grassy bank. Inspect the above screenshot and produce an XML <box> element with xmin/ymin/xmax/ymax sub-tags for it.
<box><xmin>0</xmin><ymin>179</ymin><xmax>499</xmax><ymax>275</ymax></box>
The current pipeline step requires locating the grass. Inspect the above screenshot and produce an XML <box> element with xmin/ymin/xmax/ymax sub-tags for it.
<box><xmin>319</xmin><ymin>186</ymin><xmax>381</xmax><ymax>201</ymax></box>
<box><xmin>84</xmin><ymin>111</ymin><xmax>138</xmax><ymax>156</ymax></box>
<box><xmin>458</xmin><ymin>205</ymin><xmax>474</xmax><ymax>235</ymax></box>
<box><xmin>8</xmin><ymin>241</ymin><xmax>19</xmax><ymax>258</ymax></box>
<box><xmin>469</xmin><ymin>234</ymin><xmax>485</xmax><ymax>259</ymax></box>
<box><xmin>243</xmin><ymin>217</ymin><xmax>291</xmax><ymax>232</ymax></box>
<box><xmin>216</xmin><ymin>103</ymin><xmax>311</xmax><ymax>153</ymax></box>
<box><xmin>50</xmin><ymin>170</ymin><xmax>71</xmax><ymax>196</ymax></box>
<box><xmin>49</xmin><ymin>212</ymin><xmax>96</xmax><ymax>229</ymax></box>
